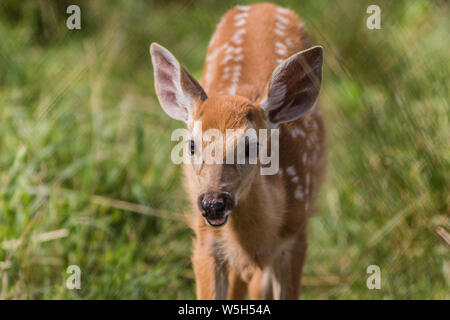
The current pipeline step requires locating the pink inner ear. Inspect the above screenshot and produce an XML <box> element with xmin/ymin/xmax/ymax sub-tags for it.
<box><xmin>154</xmin><ymin>53</ymin><xmax>177</xmax><ymax>90</ymax></box>
<box><xmin>154</xmin><ymin>52</ymin><xmax>180</xmax><ymax>108</ymax></box>
<box><xmin>157</xmin><ymin>67</ymin><xmax>174</xmax><ymax>89</ymax></box>
<box><xmin>150</xmin><ymin>43</ymin><xmax>207</xmax><ymax>122</ymax></box>
<box><xmin>156</xmin><ymin>66</ymin><xmax>179</xmax><ymax>108</ymax></box>
<box><xmin>155</xmin><ymin>52</ymin><xmax>176</xmax><ymax>71</ymax></box>
<box><xmin>161</xmin><ymin>90</ymin><xmax>177</xmax><ymax>107</ymax></box>
<box><xmin>265</xmin><ymin>47</ymin><xmax>323</xmax><ymax>125</ymax></box>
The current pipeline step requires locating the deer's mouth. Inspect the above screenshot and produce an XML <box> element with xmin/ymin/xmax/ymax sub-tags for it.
<box><xmin>198</xmin><ymin>192</ymin><xmax>234</xmax><ymax>228</ymax></box>
<box><xmin>204</xmin><ymin>213</ymin><xmax>230</xmax><ymax>227</ymax></box>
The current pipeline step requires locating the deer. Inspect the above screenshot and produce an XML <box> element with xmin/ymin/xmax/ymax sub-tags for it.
<box><xmin>149</xmin><ymin>2</ymin><xmax>326</xmax><ymax>300</ymax></box>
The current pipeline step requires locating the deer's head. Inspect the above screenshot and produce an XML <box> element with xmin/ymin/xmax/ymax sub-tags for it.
<box><xmin>150</xmin><ymin>43</ymin><xmax>322</xmax><ymax>227</ymax></box>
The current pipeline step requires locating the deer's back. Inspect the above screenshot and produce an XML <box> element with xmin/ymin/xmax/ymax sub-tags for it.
<box><xmin>201</xmin><ymin>3</ymin><xmax>310</xmax><ymax>101</ymax></box>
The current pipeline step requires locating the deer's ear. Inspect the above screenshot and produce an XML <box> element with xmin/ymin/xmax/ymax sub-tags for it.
<box><xmin>260</xmin><ymin>46</ymin><xmax>323</xmax><ymax>126</ymax></box>
<box><xmin>150</xmin><ymin>43</ymin><xmax>207</xmax><ymax>123</ymax></box>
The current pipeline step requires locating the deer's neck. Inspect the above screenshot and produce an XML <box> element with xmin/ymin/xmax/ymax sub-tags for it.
<box><xmin>229</xmin><ymin>173</ymin><xmax>280</xmax><ymax>238</ymax></box>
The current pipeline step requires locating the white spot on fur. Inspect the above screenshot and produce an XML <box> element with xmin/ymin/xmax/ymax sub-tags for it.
<box><xmin>231</xmin><ymin>65</ymin><xmax>241</xmax><ymax>81</ymax></box>
<box><xmin>275</xmin><ymin>22</ymin><xmax>287</xmax><ymax>30</ymax></box>
<box><xmin>290</xmin><ymin>128</ymin><xmax>298</xmax><ymax>138</ymax></box>
<box><xmin>277</xmin><ymin>7</ymin><xmax>291</xmax><ymax>15</ymax></box>
<box><xmin>275</xmin><ymin>42</ymin><xmax>288</xmax><ymax>56</ymax></box>
<box><xmin>235</xmin><ymin>19</ymin><xmax>246</xmax><ymax>27</ymax></box>
<box><xmin>302</xmin><ymin>153</ymin><xmax>308</xmax><ymax>165</ymax></box>
<box><xmin>221</xmin><ymin>71</ymin><xmax>230</xmax><ymax>81</ymax></box>
<box><xmin>225</xmin><ymin>46</ymin><xmax>242</xmax><ymax>55</ymax></box>
<box><xmin>294</xmin><ymin>185</ymin><xmax>304</xmax><ymax>200</ymax></box>
<box><xmin>291</xmin><ymin>127</ymin><xmax>306</xmax><ymax>138</ymax></box>
<box><xmin>286</xmin><ymin>166</ymin><xmax>296</xmax><ymax>176</ymax></box>
<box><xmin>236</xmin><ymin>5</ymin><xmax>250</xmax><ymax>11</ymax></box>
<box><xmin>291</xmin><ymin>176</ymin><xmax>299</xmax><ymax>183</ymax></box>
<box><xmin>276</xmin><ymin>48</ymin><xmax>287</xmax><ymax>56</ymax></box>
<box><xmin>298</xmin><ymin>128</ymin><xmax>306</xmax><ymax>137</ymax></box>
<box><xmin>231</xmin><ymin>28</ymin><xmax>246</xmax><ymax>45</ymax></box>
<box><xmin>206</xmin><ymin>43</ymin><xmax>228</xmax><ymax>62</ymax></box>
<box><xmin>274</xmin><ymin>28</ymin><xmax>285</xmax><ymax>36</ymax></box>
<box><xmin>233</xmin><ymin>55</ymin><xmax>244</xmax><ymax>62</ymax></box>
<box><xmin>228</xmin><ymin>83</ymin><xmax>237</xmax><ymax>95</ymax></box>
<box><xmin>275</xmin><ymin>41</ymin><xmax>287</xmax><ymax>49</ymax></box>
<box><xmin>276</xmin><ymin>14</ymin><xmax>289</xmax><ymax>25</ymax></box>
<box><xmin>221</xmin><ymin>55</ymin><xmax>233</xmax><ymax>65</ymax></box>
<box><xmin>285</xmin><ymin>38</ymin><xmax>294</xmax><ymax>48</ymax></box>
<box><xmin>234</xmin><ymin>12</ymin><xmax>249</xmax><ymax>20</ymax></box>
<box><xmin>204</xmin><ymin>69</ymin><xmax>213</xmax><ymax>89</ymax></box>
<box><xmin>312</xmin><ymin>151</ymin><xmax>318</xmax><ymax>164</ymax></box>
<box><xmin>298</xmin><ymin>22</ymin><xmax>305</xmax><ymax>33</ymax></box>
<box><xmin>304</xmin><ymin>199</ymin><xmax>310</xmax><ymax>211</ymax></box>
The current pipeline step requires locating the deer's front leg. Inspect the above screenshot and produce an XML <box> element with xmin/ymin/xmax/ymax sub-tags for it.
<box><xmin>272</xmin><ymin>233</ymin><xmax>308</xmax><ymax>300</ymax></box>
<box><xmin>227</xmin><ymin>268</ymin><xmax>247</xmax><ymax>299</ymax></box>
<box><xmin>192</xmin><ymin>241</ymin><xmax>229</xmax><ymax>299</ymax></box>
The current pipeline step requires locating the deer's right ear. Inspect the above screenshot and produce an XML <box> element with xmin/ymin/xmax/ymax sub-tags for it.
<box><xmin>260</xmin><ymin>46</ymin><xmax>323</xmax><ymax>127</ymax></box>
<box><xmin>150</xmin><ymin>43</ymin><xmax>207</xmax><ymax>123</ymax></box>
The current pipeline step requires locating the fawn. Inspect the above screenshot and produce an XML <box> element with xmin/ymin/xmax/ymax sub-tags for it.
<box><xmin>150</xmin><ymin>3</ymin><xmax>326</xmax><ymax>299</ymax></box>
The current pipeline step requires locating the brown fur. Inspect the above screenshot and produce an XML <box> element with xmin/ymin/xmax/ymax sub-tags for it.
<box><xmin>151</xmin><ymin>2</ymin><xmax>326</xmax><ymax>300</ymax></box>
<box><xmin>187</xmin><ymin>3</ymin><xmax>326</xmax><ymax>299</ymax></box>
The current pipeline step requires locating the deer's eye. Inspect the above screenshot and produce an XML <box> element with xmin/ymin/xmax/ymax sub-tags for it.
<box><xmin>190</xmin><ymin>139</ymin><xmax>195</xmax><ymax>155</ymax></box>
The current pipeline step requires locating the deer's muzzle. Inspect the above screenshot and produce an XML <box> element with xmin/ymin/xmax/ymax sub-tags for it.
<box><xmin>198</xmin><ymin>192</ymin><xmax>234</xmax><ymax>227</ymax></box>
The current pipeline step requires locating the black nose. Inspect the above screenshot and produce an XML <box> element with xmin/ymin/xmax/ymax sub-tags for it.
<box><xmin>202</xmin><ymin>199</ymin><xmax>224</xmax><ymax>213</ymax></box>
<box><xmin>198</xmin><ymin>192</ymin><xmax>233</xmax><ymax>217</ymax></box>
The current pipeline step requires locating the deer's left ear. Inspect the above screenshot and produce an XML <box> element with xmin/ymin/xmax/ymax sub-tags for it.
<box><xmin>260</xmin><ymin>46</ymin><xmax>323</xmax><ymax>126</ymax></box>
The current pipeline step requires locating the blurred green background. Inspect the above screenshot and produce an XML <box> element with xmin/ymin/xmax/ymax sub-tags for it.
<box><xmin>0</xmin><ymin>0</ymin><xmax>448</xmax><ymax>299</ymax></box>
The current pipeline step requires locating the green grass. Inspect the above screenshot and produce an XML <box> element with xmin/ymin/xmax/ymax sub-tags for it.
<box><xmin>0</xmin><ymin>0</ymin><xmax>448</xmax><ymax>299</ymax></box>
